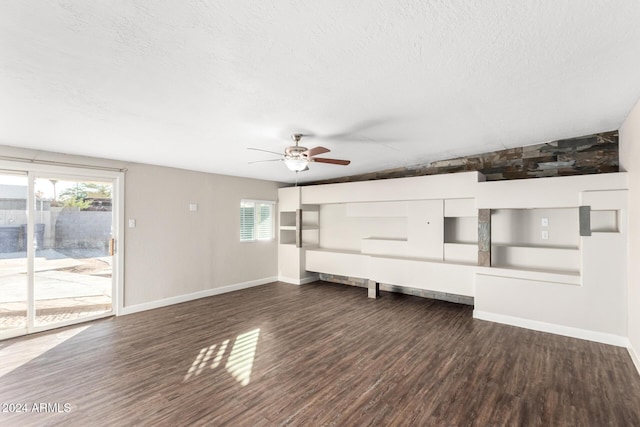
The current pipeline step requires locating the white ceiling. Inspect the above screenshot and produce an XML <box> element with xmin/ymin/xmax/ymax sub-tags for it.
<box><xmin>1</xmin><ymin>1</ymin><xmax>640</xmax><ymax>184</ymax></box>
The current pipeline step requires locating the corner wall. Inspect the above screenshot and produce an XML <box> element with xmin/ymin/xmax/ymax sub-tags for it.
<box><xmin>124</xmin><ymin>163</ymin><xmax>280</xmax><ymax>309</ymax></box>
<box><xmin>620</xmin><ymin>97</ymin><xmax>640</xmax><ymax>372</ymax></box>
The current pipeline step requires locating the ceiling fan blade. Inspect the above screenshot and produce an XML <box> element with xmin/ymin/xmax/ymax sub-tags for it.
<box><xmin>311</xmin><ymin>157</ymin><xmax>351</xmax><ymax>166</ymax></box>
<box><xmin>303</xmin><ymin>146</ymin><xmax>330</xmax><ymax>157</ymax></box>
<box><xmin>248</xmin><ymin>158</ymin><xmax>283</xmax><ymax>164</ymax></box>
<box><xmin>247</xmin><ymin>147</ymin><xmax>284</xmax><ymax>156</ymax></box>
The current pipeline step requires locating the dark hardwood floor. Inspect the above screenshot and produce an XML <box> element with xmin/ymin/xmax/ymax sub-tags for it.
<box><xmin>1</xmin><ymin>281</ymin><xmax>639</xmax><ymax>426</ymax></box>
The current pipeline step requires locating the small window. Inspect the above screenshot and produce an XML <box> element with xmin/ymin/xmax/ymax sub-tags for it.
<box><xmin>240</xmin><ymin>200</ymin><xmax>275</xmax><ymax>242</ymax></box>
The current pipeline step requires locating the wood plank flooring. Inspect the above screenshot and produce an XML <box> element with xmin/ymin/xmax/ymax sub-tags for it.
<box><xmin>1</xmin><ymin>281</ymin><xmax>639</xmax><ymax>426</ymax></box>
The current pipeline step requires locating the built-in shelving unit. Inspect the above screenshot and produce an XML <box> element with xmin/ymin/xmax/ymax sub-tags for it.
<box><xmin>302</xmin><ymin>195</ymin><xmax>480</xmax><ymax>296</ymax></box>
<box><xmin>278</xmin><ymin>210</ymin><xmax>298</xmax><ymax>246</ymax></box>
<box><xmin>287</xmin><ymin>193</ymin><xmax>598</xmax><ymax>287</ymax></box>
<box><xmin>277</xmin><ymin>171</ymin><xmax>630</xmax><ymax>347</ymax></box>
<box><xmin>277</xmin><ymin>187</ymin><xmax>320</xmax><ymax>284</ymax></box>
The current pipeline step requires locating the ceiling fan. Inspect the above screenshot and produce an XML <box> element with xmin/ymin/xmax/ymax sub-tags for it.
<box><xmin>248</xmin><ymin>134</ymin><xmax>351</xmax><ymax>172</ymax></box>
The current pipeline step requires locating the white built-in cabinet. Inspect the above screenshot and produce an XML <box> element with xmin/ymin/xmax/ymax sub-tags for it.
<box><xmin>278</xmin><ymin>172</ymin><xmax>485</xmax><ymax>296</ymax></box>
<box><xmin>303</xmin><ymin>197</ymin><xmax>478</xmax><ymax>296</ymax></box>
<box><xmin>277</xmin><ymin>171</ymin><xmax>630</xmax><ymax>346</ymax></box>
<box><xmin>277</xmin><ymin>187</ymin><xmax>319</xmax><ymax>284</ymax></box>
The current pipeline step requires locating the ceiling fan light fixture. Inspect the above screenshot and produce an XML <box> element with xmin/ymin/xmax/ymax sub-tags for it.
<box><xmin>284</xmin><ymin>158</ymin><xmax>308</xmax><ymax>172</ymax></box>
<box><xmin>248</xmin><ymin>133</ymin><xmax>349</xmax><ymax>173</ymax></box>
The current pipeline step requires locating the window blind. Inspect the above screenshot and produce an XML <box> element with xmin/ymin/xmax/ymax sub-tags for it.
<box><xmin>240</xmin><ymin>200</ymin><xmax>274</xmax><ymax>242</ymax></box>
<box><xmin>240</xmin><ymin>201</ymin><xmax>256</xmax><ymax>241</ymax></box>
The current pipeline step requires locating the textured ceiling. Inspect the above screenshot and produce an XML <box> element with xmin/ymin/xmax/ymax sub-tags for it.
<box><xmin>1</xmin><ymin>1</ymin><xmax>640</xmax><ymax>183</ymax></box>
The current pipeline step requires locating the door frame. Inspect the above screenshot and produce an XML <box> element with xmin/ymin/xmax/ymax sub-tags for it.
<box><xmin>0</xmin><ymin>159</ymin><xmax>124</xmax><ymax>340</ymax></box>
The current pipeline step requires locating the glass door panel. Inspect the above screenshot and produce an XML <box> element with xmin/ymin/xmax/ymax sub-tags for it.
<box><xmin>0</xmin><ymin>173</ymin><xmax>28</xmax><ymax>335</ymax></box>
<box><xmin>33</xmin><ymin>177</ymin><xmax>113</xmax><ymax>327</ymax></box>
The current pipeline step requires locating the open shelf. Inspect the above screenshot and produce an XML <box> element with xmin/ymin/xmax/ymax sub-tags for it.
<box><xmin>444</xmin><ymin>217</ymin><xmax>478</xmax><ymax>244</ymax></box>
<box><xmin>491</xmin><ymin>244</ymin><xmax>580</xmax><ymax>274</ymax></box>
<box><xmin>280</xmin><ymin>211</ymin><xmax>297</xmax><ymax>228</ymax></box>
<box><xmin>278</xmin><ymin>204</ymin><xmax>320</xmax><ymax>248</ymax></box>
<box><xmin>280</xmin><ymin>229</ymin><xmax>296</xmax><ymax>245</ymax></box>
<box><xmin>444</xmin><ymin>242</ymin><xmax>477</xmax><ymax>264</ymax></box>
<box><xmin>591</xmin><ymin>210</ymin><xmax>619</xmax><ymax>233</ymax></box>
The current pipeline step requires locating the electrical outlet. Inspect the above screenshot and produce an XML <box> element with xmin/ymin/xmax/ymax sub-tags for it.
<box><xmin>541</xmin><ymin>230</ymin><xmax>549</xmax><ymax>240</ymax></box>
<box><xmin>541</xmin><ymin>217</ymin><xmax>549</xmax><ymax>227</ymax></box>
<box><xmin>189</xmin><ymin>203</ymin><xmax>198</xmax><ymax>212</ymax></box>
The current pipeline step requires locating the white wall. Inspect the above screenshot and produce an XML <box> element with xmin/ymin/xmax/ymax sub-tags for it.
<box><xmin>0</xmin><ymin>145</ymin><xmax>281</xmax><ymax>311</ymax></box>
<box><xmin>124</xmin><ymin>163</ymin><xmax>280</xmax><ymax>307</ymax></box>
<box><xmin>620</xmin><ymin>96</ymin><xmax>640</xmax><ymax>371</ymax></box>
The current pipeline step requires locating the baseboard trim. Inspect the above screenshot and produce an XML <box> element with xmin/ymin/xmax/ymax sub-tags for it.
<box><xmin>120</xmin><ymin>276</ymin><xmax>277</xmax><ymax>315</ymax></box>
<box><xmin>473</xmin><ymin>310</ymin><xmax>629</xmax><ymax>348</ymax></box>
<box><xmin>278</xmin><ymin>274</ymin><xmax>319</xmax><ymax>285</ymax></box>
<box><xmin>629</xmin><ymin>344</ymin><xmax>640</xmax><ymax>375</ymax></box>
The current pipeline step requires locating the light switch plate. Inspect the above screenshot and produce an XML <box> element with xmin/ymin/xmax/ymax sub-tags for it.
<box><xmin>541</xmin><ymin>230</ymin><xmax>549</xmax><ymax>240</ymax></box>
<box><xmin>541</xmin><ymin>217</ymin><xmax>549</xmax><ymax>227</ymax></box>
<box><xmin>189</xmin><ymin>203</ymin><xmax>198</xmax><ymax>212</ymax></box>
<box><xmin>128</xmin><ymin>219</ymin><xmax>136</xmax><ymax>228</ymax></box>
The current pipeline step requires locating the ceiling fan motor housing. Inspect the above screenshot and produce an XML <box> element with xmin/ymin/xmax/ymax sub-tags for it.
<box><xmin>285</xmin><ymin>145</ymin><xmax>308</xmax><ymax>159</ymax></box>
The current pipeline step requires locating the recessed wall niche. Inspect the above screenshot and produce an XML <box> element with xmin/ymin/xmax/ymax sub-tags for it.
<box><xmin>444</xmin><ymin>217</ymin><xmax>478</xmax><ymax>244</ymax></box>
<box><xmin>491</xmin><ymin>208</ymin><xmax>579</xmax><ymax>248</ymax></box>
<box><xmin>490</xmin><ymin>208</ymin><xmax>580</xmax><ymax>274</ymax></box>
<box><xmin>591</xmin><ymin>210</ymin><xmax>619</xmax><ymax>233</ymax></box>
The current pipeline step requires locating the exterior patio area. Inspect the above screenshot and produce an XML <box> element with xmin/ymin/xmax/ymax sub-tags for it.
<box><xmin>0</xmin><ymin>249</ymin><xmax>112</xmax><ymax>330</ymax></box>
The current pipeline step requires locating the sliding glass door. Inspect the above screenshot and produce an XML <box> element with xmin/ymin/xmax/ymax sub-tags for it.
<box><xmin>0</xmin><ymin>172</ymin><xmax>28</xmax><ymax>336</ymax></box>
<box><xmin>0</xmin><ymin>166</ymin><xmax>122</xmax><ymax>340</ymax></box>
<box><xmin>33</xmin><ymin>177</ymin><xmax>114</xmax><ymax>328</ymax></box>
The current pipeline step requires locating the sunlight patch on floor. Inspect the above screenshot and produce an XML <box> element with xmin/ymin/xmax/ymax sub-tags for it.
<box><xmin>211</xmin><ymin>339</ymin><xmax>229</xmax><ymax>370</ymax></box>
<box><xmin>0</xmin><ymin>324</ymin><xmax>90</xmax><ymax>378</ymax></box>
<box><xmin>183</xmin><ymin>329</ymin><xmax>260</xmax><ymax>386</ymax></box>
<box><xmin>226</xmin><ymin>329</ymin><xmax>260</xmax><ymax>386</ymax></box>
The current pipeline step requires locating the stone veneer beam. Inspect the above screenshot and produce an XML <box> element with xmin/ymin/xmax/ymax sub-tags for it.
<box><xmin>306</xmin><ymin>131</ymin><xmax>618</xmax><ymax>185</ymax></box>
<box><xmin>478</xmin><ymin>209</ymin><xmax>491</xmax><ymax>267</ymax></box>
<box><xmin>295</xmin><ymin>209</ymin><xmax>302</xmax><ymax>248</ymax></box>
<box><xmin>579</xmin><ymin>206</ymin><xmax>591</xmax><ymax>237</ymax></box>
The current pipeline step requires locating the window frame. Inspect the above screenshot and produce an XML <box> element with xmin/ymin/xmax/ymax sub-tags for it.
<box><xmin>240</xmin><ymin>199</ymin><xmax>276</xmax><ymax>242</ymax></box>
